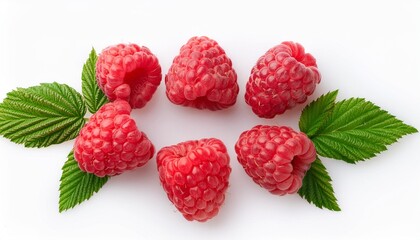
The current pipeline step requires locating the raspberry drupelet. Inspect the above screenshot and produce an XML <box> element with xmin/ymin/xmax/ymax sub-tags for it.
<box><xmin>74</xmin><ymin>100</ymin><xmax>154</xmax><ymax>177</ymax></box>
<box><xmin>245</xmin><ymin>41</ymin><xmax>321</xmax><ymax>118</ymax></box>
<box><xmin>157</xmin><ymin>138</ymin><xmax>231</xmax><ymax>222</ymax></box>
<box><xmin>235</xmin><ymin>125</ymin><xmax>316</xmax><ymax>195</ymax></box>
<box><xmin>165</xmin><ymin>36</ymin><xmax>239</xmax><ymax>110</ymax></box>
<box><xmin>96</xmin><ymin>43</ymin><xmax>162</xmax><ymax>109</ymax></box>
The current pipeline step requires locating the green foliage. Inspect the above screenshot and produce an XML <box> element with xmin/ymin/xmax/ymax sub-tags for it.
<box><xmin>310</xmin><ymin>97</ymin><xmax>417</xmax><ymax>163</ymax></box>
<box><xmin>81</xmin><ymin>48</ymin><xmax>108</xmax><ymax>113</ymax></box>
<box><xmin>0</xmin><ymin>82</ymin><xmax>86</xmax><ymax>147</ymax></box>
<box><xmin>298</xmin><ymin>91</ymin><xmax>417</xmax><ymax>210</ymax></box>
<box><xmin>59</xmin><ymin>151</ymin><xmax>109</xmax><ymax>212</ymax></box>
<box><xmin>299</xmin><ymin>90</ymin><xmax>338</xmax><ymax>138</ymax></box>
<box><xmin>298</xmin><ymin>157</ymin><xmax>340</xmax><ymax>211</ymax></box>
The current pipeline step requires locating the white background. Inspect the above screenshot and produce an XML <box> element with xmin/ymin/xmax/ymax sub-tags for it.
<box><xmin>0</xmin><ymin>0</ymin><xmax>419</xmax><ymax>239</ymax></box>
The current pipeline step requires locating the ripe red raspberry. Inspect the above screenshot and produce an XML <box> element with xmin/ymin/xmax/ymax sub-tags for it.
<box><xmin>96</xmin><ymin>43</ymin><xmax>162</xmax><ymax>109</ymax></box>
<box><xmin>245</xmin><ymin>41</ymin><xmax>321</xmax><ymax>118</ymax></box>
<box><xmin>74</xmin><ymin>100</ymin><xmax>154</xmax><ymax>177</ymax></box>
<box><xmin>235</xmin><ymin>125</ymin><xmax>316</xmax><ymax>195</ymax></box>
<box><xmin>157</xmin><ymin>138</ymin><xmax>231</xmax><ymax>222</ymax></box>
<box><xmin>165</xmin><ymin>36</ymin><xmax>239</xmax><ymax>110</ymax></box>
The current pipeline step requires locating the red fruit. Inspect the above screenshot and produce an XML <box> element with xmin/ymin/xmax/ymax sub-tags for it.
<box><xmin>157</xmin><ymin>138</ymin><xmax>231</xmax><ymax>222</ymax></box>
<box><xmin>165</xmin><ymin>36</ymin><xmax>239</xmax><ymax>110</ymax></box>
<box><xmin>235</xmin><ymin>125</ymin><xmax>316</xmax><ymax>195</ymax></box>
<box><xmin>245</xmin><ymin>41</ymin><xmax>321</xmax><ymax>118</ymax></box>
<box><xmin>96</xmin><ymin>43</ymin><xmax>162</xmax><ymax>109</ymax></box>
<box><xmin>74</xmin><ymin>100</ymin><xmax>154</xmax><ymax>177</ymax></box>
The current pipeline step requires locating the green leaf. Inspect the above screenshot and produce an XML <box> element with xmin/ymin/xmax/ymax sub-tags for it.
<box><xmin>311</xmin><ymin>98</ymin><xmax>418</xmax><ymax>163</ymax></box>
<box><xmin>81</xmin><ymin>48</ymin><xmax>108</xmax><ymax>113</ymax></box>
<box><xmin>298</xmin><ymin>157</ymin><xmax>340</xmax><ymax>211</ymax></box>
<box><xmin>59</xmin><ymin>150</ymin><xmax>109</xmax><ymax>212</ymax></box>
<box><xmin>0</xmin><ymin>82</ymin><xmax>87</xmax><ymax>148</ymax></box>
<box><xmin>299</xmin><ymin>90</ymin><xmax>338</xmax><ymax>137</ymax></box>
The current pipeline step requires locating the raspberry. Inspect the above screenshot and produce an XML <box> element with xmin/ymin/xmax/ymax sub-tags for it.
<box><xmin>96</xmin><ymin>43</ymin><xmax>162</xmax><ymax>109</ymax></box>
<box><xmin>235</xmin><ymin>125</ymin><xmax>316</xmax><ymax>195</ymax></box>
<box><xmin>245</xmin><ymin>41</ymin><xmax>321</xmax><ymax>118</ymax></box>
<box><xmin>74</xmin><ymin>100</ymin><xmax>154</xmax><ymax>177</ymax></box>
<box><xmin>157</xmin><ymin>138</ymin><xmax>231</xmax><ymax>222</ymax></box>
<box><xmin>165</xmin><ymin>36</ymin><xmax>239</xmax><ymax>110</ymax></box>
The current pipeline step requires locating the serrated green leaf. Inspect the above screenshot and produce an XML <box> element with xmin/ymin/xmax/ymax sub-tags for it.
<box><xmin>299</xmin><ymin>90</ymin><xmax>338</xmax><ymax>137</ymax></box>
<box><xmin>59</xmin><ymin>150</ymin><xmax>109</xmax><ymax>212</ymax></box>
<box><xmin>298</xmin><ymin>157</ymin><xmax>341</xmax><ymax>211</ymax></box>
<box><xmin>82</xmin><ymin>48</ymin><xmax>108</xmax><ymax>113</ymax></box>
<box><xmin>0</xmin><ymin>82</ymin><xmax>87</xmax><ymax>148</ymax></box>
<box><xmin>311</xmin><ymin>98</ymin><xmax>418</xmax><ymax>163</ymax></box>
